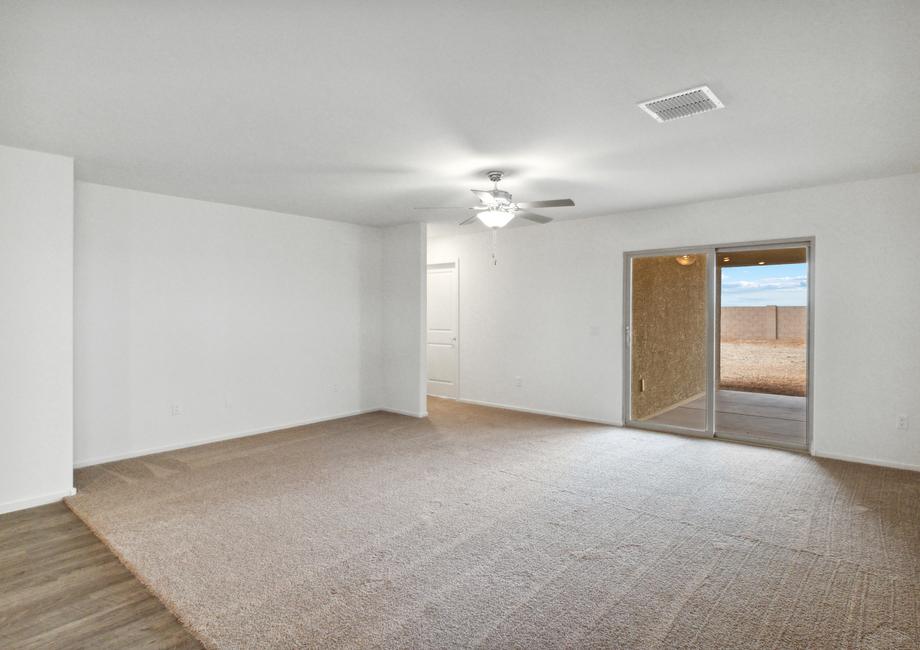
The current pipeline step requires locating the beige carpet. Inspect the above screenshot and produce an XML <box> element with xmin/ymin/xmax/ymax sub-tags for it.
<box><xmin>67</xmin><ymin>399</ymin><xmax>920</xmax><ymax>649</ymax></box>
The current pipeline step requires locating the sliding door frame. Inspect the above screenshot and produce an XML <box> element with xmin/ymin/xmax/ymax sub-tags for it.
<box><xmin>623</xmin><ymin>237</ymin><xmax>815</xmax><ymax>452</ymax></box>
<box><xmin>622</xmin><ymin>246</ymin><xmax>717</xmax><ymax>439</ymax></box>
<box><xmin>712</xmin><ymin>239</ymin><xmax>814</xmax><ymax>452</ymax></box>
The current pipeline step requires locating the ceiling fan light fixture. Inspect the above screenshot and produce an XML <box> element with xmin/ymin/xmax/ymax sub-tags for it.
<box><xmin>477</xmin><ymin>210</ymin><xmax>514</xmax><ymax>229</ymax></box>
<box><xmin>441</xmin><ymin>171</ymin><xmax>572</xmax><ymax>227</ymax></box>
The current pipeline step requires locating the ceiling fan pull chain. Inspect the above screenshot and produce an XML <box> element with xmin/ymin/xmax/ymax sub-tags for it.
<box><xmin>491</xmin><ymin>229</ymin><xmax>498</xmax><ymax>267</ymax></box>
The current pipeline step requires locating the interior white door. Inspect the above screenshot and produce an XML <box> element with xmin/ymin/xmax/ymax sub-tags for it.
<box><xmin>427</xmin><ymin>262</ymin><xmax>458</xmax><ymax>398</ymax></box>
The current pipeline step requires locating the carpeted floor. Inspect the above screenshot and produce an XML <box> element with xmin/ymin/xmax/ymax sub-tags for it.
<box><xmin>67</xmin><ymin>399</ymin><xmax>920</xmax><ymax>649</ymax></box>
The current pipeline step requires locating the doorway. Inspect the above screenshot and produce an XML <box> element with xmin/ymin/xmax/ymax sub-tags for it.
<box><xmin>426</xmin><ymin>262</ymin><xmax>459</xmax><ymax>398</ymax></box>
<box><xmin>625</xmin><ymin>240</ymin><xmax>812</xmax><ymax>450</ymax></box>
<box><xmin>715</xmin><ymin>244</ymin><xmax>809</xmax><ymax>447</ymax></box>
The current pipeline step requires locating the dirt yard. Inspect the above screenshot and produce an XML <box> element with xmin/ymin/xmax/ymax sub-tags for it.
<box><xmin>720</xmin><ymin>339</ymin><xmax>807</xmax><ymax>396</ymax></box>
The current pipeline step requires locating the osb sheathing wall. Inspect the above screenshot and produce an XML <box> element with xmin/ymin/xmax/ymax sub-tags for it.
<box><xmin>631</xmin><ymin>255</ymin><xmax>707</xmax><ymax>420</ymax></box>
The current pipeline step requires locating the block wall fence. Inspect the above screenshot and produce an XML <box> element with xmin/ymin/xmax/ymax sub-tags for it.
<box><xmin>720</xmin><ymin>306</ymin><xmax>806</xmax><ymax>341</ymax></box>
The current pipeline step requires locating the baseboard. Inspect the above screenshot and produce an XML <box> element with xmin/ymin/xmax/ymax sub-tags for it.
<box><xmin>0</xmin><ymin>486</ymin><xmax>77</xmax><ymax>515</ymax></box>
<box><xmin>456</xmin><ymin>398</ymin><xmax>621</xmax><ymax>427</ymax></box>
<box><xmin>381</xmin><ymin>407</ymin><xmax>428</xmax><ymax>418</ymax></box>
<box><xmin>73</xmin><ymin>408</ymin><xmax>381</xmax><ymax>469</ymax></box>
<box><xmin>812</xmin><ymin>450</ymin><xmax>920</xmax><ymax>473</ymax></box>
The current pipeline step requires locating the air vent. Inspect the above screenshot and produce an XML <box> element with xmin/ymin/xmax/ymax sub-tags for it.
<box><xmin>638</xmin><ymin>86</ymin><xmax>724</xmax><ymax>123</ymax></box>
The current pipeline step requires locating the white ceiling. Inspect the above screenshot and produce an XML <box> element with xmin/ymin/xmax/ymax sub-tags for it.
<box><xmin>2</xmin><ymin>1</ymin><xmax>919</xmax><ymax>228</ymax></box>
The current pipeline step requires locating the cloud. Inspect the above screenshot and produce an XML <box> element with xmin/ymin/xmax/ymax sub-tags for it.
<box><xmin>721</xmin><ymin>275</ymin><xmax>807</xmax><ymax>293</ymax></box>
<box><xmin>720</xmin><ymin>272</ymin><xmax>807</xmax><ymax>306</ymax></box>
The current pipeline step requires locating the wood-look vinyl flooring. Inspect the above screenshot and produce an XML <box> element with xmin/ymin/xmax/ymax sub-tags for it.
<box><xmin>0</xmin><ymin>501</ymin><xmax>200</xmax><ymax>650</ymax></box>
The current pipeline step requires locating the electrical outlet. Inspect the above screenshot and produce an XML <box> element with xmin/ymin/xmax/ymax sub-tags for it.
<box><xmin>514</xmin><ymin>376</ymin><xmax>522</xmax><ymax>387</ymax></box>
<box><xmin>896</xmin><ymin>415</ymin><xmax>909</xmax><ymax>431</ymax></box>
<box><xmin>170</xmin><ymin>403</ymin><xmax>182</xmax><ymax>417</ymax></box>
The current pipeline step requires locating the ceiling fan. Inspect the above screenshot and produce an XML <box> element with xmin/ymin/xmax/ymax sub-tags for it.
<box><xmin>416</xmin><ymin>171</ymin><xmax>575</xmax><ymax>228</ymax></box>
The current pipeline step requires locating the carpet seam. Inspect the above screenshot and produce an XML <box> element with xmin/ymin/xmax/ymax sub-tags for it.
<box><xmin>466</xmin><ymin>506</ymin><xmax>654</xmax><ymax>646</ymax></box>
<box><xmin>63</xmin><ymin>497</ymin><xmax>216</xmax><ymax>650</ymax></box>
<box><xmin>485</xmin><ymin>464</ymin><xmax>919</xmax><ymax>585</ymax></box>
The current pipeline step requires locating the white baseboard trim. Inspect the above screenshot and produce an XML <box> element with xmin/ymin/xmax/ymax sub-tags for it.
<box><xmin>812</xmin><ymin>450</ymin><xmax>920</xmax><ymax>473</ymax></box>
<box><xmin>0</xmin><ymin>486</ymin><xmax>77</xmax><ymax>515</ymax></box>
<box><xmin>73</xmin><ymin>407</ymin><xmax>381</xmax><ymax>469</ymax></box>
<box><xmin>381</xmin><ymin>407</ymin><xmax>428</xmax><ymax>418</ymax></box>
<box><xmin>456</xmin><ymin>398</ymin><xmax>621</xmax><ymax>427</ymax></box>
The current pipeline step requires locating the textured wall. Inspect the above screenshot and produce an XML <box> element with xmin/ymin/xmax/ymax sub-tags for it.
<box><xmin>631</xmin><ymin>256</ymin><xmax>707</xmax><ymax>420</ymax></box>
<box><xmin>721</xmin><ymin>306</ymin><xmax>806</xmax><ymax>341</ymax></box>
<box><xmin>75</xmin><ymin>183</ymin><xmax>387</xmax><ymax>467</ymax></box>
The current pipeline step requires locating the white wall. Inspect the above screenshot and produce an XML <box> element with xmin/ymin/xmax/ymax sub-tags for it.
<box><xmin>381</xmin><ymin>223</ymin><xmax>427</xmax><ymax>416</ymax></box>
<box><xmin>75</xmin><ymin>183</ymin><xmax>386</xmax><ymax>466</ymax></box>
<box><xmin>429</xmin><ymin>172</ymin><xmax>920</xmax><ymax>471</ymax></box>
<box><xmin>0</xmin><ymin>145</ymin><xmax>74</xmax><ymax>513</ymax></box>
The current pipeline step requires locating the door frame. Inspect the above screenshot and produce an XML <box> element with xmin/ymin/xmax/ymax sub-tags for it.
<box><xmin>426</xmin><ymin>259</ymin><xmax>460</xmax><ymax>399</ymax></box>
<box><xmin>622</xmin><ymin>237</ymin><xmax>814</xmax><ymax>452</ymax></box>
<box><xmin>711</xmin><ymin>240</ymin><xmax>814</xmax><ymax>452</ymax></box>
<box><xmin>622</xmin><ymin>247</ymin><xmax>716</xmax><ymax>439</ymax></box>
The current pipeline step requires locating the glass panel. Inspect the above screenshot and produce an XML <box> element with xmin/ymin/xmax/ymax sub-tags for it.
<box><xmin>630</xmin><ymin>252</ymin><xmax>709</xmax><ymax>432</ymax></box>
<box><xmin>716</xmin><ymin>247</ymin><xmax>808</xmax><ymax>447</ymax></box>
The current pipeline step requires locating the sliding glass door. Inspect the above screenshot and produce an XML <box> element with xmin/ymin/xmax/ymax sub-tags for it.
<box><xmin>714</xmin><ymin>243</ymin><xmax>810</xmax><ymax>448</ymax></box>
<box><xmin>625</xmin><ymin>240</ymin><xmax>811</xmax><ymax>450</ymax></box>
<box><xmin>625</xmin><ymin>250</ymin><xmax>714</xmax><ymax>436</ymax></box>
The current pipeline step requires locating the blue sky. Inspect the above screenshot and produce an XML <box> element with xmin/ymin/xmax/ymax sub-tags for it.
<box><xmin>721</xmin><ymin>263</ymin><xmax>807</xmax><ymax>306</ymax></box>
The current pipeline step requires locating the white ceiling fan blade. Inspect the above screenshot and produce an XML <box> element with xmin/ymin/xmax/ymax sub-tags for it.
<box><xmin>414</xmin><ymin>205</ymin><xmax>489</xmax><ymax>212</ymax></box>
<box><xmin>514</xmin><ymin>198</ymin><xmax>574</xmax><ymax>209</ymax></box>
<box><xmin>458</xmin><ymin>215</ymin><xmax>479</xmax><ymax>226</ymax></box>
<box><xmin>471</xmin><ymin>189</ymin><xmax>498</xmax><ymax>205</ymax></box>
<box><xmin>516</xmin><ymin>211</ymin><xmax>553</xmax><ymax>224</ymax></box>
